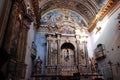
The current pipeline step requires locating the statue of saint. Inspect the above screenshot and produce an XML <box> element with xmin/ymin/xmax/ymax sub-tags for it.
<box><xmin>91</xmin><ymin>58</ymin><xmax>98</xmax><ymax>73</ymax></box>
<box><xmin>35</xmin><ymin>56</ymin><xmax>42</xmax><ymax>74</ymax></box>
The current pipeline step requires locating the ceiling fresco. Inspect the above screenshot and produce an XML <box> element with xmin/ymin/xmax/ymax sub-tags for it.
<box><xmin>38</xmin><ymin>9</ymin><xmax>87</xmax><ymax>34</ymax></box>
<box><xmin>39</xmin><ymin>0</ymin><xmax>108</xmax><ymax>24</ymax></box>
<box><xmin>41</xmin><ymin>9</ymin><xmax>87</xmax><ymax>26</ymax></box>
<box><xmin>32</xmin><ymin>0</ymin><xmax>117</xmax><ymax>32</ymax></box>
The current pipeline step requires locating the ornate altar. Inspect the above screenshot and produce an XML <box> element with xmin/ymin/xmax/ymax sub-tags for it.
<box><xmin>36</xmin><ymin>9</ymin><xmax>90</xmax><ymax>76</ymax></box>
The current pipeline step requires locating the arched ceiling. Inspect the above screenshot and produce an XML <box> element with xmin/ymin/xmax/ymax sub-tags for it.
<box><xmin>39</xmin><ymin>0</ymin><xmax>107</xmax><ymax>24</ymax></box>
<box><xmin>31</xmin><ymin>0</ymin><xmax>118</xmax><ymax>31</ymax></box>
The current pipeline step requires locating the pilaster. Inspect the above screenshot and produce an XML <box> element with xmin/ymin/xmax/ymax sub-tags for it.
<box><xmin>0</xmin><ymin>0</ymin><xmax>12</xmax><ymax>47</ymax></box>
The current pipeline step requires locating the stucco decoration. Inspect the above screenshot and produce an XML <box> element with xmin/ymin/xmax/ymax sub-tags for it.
<box><xmin>38</xmin><ymin>9</ymin><xmax>87</xmax><ymax>34</ymax></box>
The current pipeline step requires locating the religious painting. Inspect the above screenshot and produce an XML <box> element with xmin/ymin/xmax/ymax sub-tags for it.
<box><xmin>63</xmin><ymin>48</ymin><xmax>69</xmax><ymax>62</ymax></box>
<box><xmin>41</xmin><ymin>9</ymin><xmax>87</xmax><ymax>25</ymax></box>
<box><xmin>61</xmin><ymin>48</ymin><xmax>75</xmax><ymax>66</ymax></box>
<box><xmin>59</xmin><ymin>27</ymin><xmax>74</xmax><ymax>34</ymax></box>
<box><xmin>40</xmin><ymin>9</ymin><xmax>88</xmax><ymax>33</ymax></box>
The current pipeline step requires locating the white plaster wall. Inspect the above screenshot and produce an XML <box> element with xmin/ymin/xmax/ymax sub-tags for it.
<box><xmin>35</xmin><ymin>34</ymin><xmax>47</xmax><ymax>74</ymax></box>
<box><xmin>87</xmin><ymin>34</ymin><xmax>95</xmax><ymax>58</ymax></box>
<box><xmin>25</xmin><ymin>22</ymin><xmax>35</xmax><ymax>80</ymax></box>
<box><xmin>87</xmin><ymin>8</ymin><xmax>120</xmax><ymax>80</ymax></box>
<box><xmin>88</xmin><ymin>8</ymin><xmax>120</xmax><ymax>62</ymax></box>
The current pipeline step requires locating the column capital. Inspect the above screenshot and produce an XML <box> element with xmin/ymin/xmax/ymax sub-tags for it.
<box><xmin>47</xmin><ymin>39</ymin><xmax>53</xmax><ymax>44</ymax></box>
<box><xmin>55</xmin><ymin>33</ymin><xmax>61</xmax><ymax>39</ymax></box>
<box><xmin>76</xmin><ymin>40</ymin><xmax>80</xmax><ymax>44</ymax></box>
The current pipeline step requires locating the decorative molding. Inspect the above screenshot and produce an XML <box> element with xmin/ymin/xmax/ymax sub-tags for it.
<box><xmin>88</xmin><ymin>0</ymin><xmax>119</xmax><ymax>32</ymax></box>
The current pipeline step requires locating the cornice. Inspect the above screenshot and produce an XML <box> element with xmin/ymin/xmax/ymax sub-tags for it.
<box><xmin>88</xmin><ymin>0</ymin><xmax>119</xmax><ymax>32</ymax></box>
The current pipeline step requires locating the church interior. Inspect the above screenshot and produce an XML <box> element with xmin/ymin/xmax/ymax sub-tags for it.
<box><xmin>0</xmin><ymin>0</ymin><xmax>120</xmax><ymax>80</ymax></box>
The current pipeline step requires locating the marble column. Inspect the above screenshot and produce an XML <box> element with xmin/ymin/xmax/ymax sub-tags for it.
<box><xmin>22</xmin><ymin>24</ymin><xmax>29</xmax><ymax>62</ymax></box>
<box><xmin>76</xmin><ymin>40</ymin><xmax>80</xmax><ymax>69</ymax></box>
<box><xmin>46</xmin><ymin>35</ymin><xmax>53</xmax><ymax>74</ymax></box>
<box><xmin>17</xmin><ymin>24</ymin><xmax>23</xmax><ymax>60</ymax></box>
<box><xmin>17</xmin><ymin>16</ymin><xmax>30</xmax><ymax>62</ymax></box>
<box><xmin>47</xmin><ymin>39</ymin><xmax>53</xmax><ymax>66</ymax></box>
<box><xmin>56</xmin><ymin>34</ymin><xmax>61</xmax><ymax>75</ymax></box>
<box><xmin>75</xmin><ymin>35</ymin><xmax>80</xmax><ymax>66</ymax></box>
<box><xmin>15</xmin><ymin>16</ymin><xmax>31</xmax><ymax>79</ymax></box>
<box><xmin>84</xmin><ymin>44</ymin><xmax>89</xmax><ymax>68</ymax></box>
